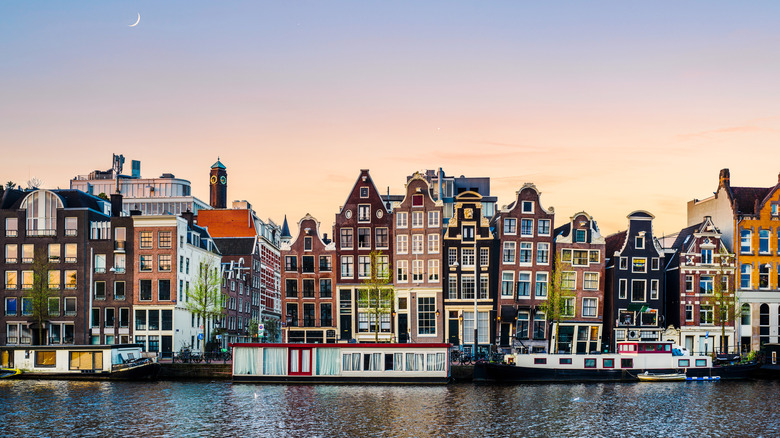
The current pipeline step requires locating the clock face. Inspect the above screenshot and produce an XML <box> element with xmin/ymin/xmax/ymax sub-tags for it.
<box><xmin>220</xmin><ymin>175</ymin><xmax>227</xmax><ymax>185</ymax></box>
<box><xmin>210</xmin><ymin>175</ymin><xmax>217</xmax><ymax>184</ymax></box>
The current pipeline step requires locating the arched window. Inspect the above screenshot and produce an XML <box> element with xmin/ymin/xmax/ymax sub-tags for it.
<box><xmin>760</xmin><ymin>304</ymin><xmax>770</xmax><ymax>346</ymax></box>
<box><xmin>20</xmin><ymin>190</ymin><xmax>62</xmax><ymax>236</ymax></box>
<box><xmin>741</xmin><ymin>303</ymin><xmax>751</xmax><ymax>326</ymax></box>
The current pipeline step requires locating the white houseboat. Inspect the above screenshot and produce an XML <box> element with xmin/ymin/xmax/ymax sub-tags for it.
<box><xmin>475</xmin><ymin>341</ymin><xmax>756</xmax><ymax>382</ymax></box>
<box><xmin>231</xmin><ymin>342</ymin><xmax>451</xmax><ymax>384</ymax></box>
<box><xmin>0</xmin><ymin>344</ymin><xmax>160</xmax><ymax>380</ymax></box>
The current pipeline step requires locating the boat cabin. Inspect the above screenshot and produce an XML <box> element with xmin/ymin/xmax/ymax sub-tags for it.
<box><xmin>1</xmin><ymin>343</ymin><xmax>148</xmax><ymax>375</ymax></box>
<box><xmin>231</xmin><ymin>342</ymin><xmax>451</xmax><ymax>384</ymax></box>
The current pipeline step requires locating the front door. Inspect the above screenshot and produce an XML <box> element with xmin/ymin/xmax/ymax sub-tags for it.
<box><xmin>288</xmin><ymin>347</ymin><xmax>312</xmax><ymax>376</ymax></box>
<box><xmin>340</xmin><ymin>315</ymin><xmax>352</xmax><ymax>341</ymax></box>
<box><xmin>500</xmin><ymin>323</ymin><xmax>510</xmax><ymax>347</ymax></box>
<box><xmin>161</xmin><ymin>336</ymin><xmax>173</xmax><ymax>359</ymax></box>
<box><xmin>398</xmin><ymin>314</ymin><xmax>408</xmax><ymax>343</ymax></box>
<box><xmin>448</xmin><ymin>319</ymin><xmax>460</xmax><ymax>345</ymax></box>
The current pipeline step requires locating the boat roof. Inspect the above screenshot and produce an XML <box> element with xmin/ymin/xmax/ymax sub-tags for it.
<box><xmin>0</xmin><ymin>343</ymin><xmax>143</xmax><ymax>350</ymax></box>
<box><xmin>230</xmin><ymin>342</ymin><xmax>452</xmax><ymax>349</ymax></box>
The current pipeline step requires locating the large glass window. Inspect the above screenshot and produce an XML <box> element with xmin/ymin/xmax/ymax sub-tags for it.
<box><xmin>501</xmin><ymin>272</ymin><xmax>514</xmax><ymax>297</ymax></box>
<box><xmin>158</xmin><ymin>279</ymin><xmax>171</xmax><ymax>300</ymax></box>
<box><xmin>418</xmin><ymin>297</ymin><xmax>436</xmax><ymax>335</ymax></box>
<box><xmin>139</xmin><ymin>231</ymin><xmax>153</xmax><ymax>249</ymax></box>
<box><xmin>584</xmin><ymin>272</ymin><xmax>599</xmax><ymax>290</ymax></box>
<box><xmin>759</xmin><ymin>230</ymin><xmax>771</xmax><ymax>254</ymax></box>
<box><xmin>536</xmin><ymin>243</ymin><xmax>549</xmax><ymax>264</ymax></box>
<box><xmin>521</xmin><ymin>219</ymin><xmax>533</xmax><ymax>236</ymax></box>
<box><xmin>340</xmin><ymin>228</ymin><xmax>353</xmax><ymax>249</ymax></box>
<box><xmin>631</xmin><ymin>280</ymin><xmax>646</xmax><ymax>302</ymax></box>
<box><xmin>741</xmin><ymin>264</ymin><xmax>752</xmax><ymax>289</ymax></box>
<box><xmin>517</xmin><ymin>272</ymin><xmax>531</xmax><ymax>296</ymax></box>
<box><xmin>503</xmin><ymin>242</ymin><xmax>515</xmax><ymax>263</ymax></box>
<box><xmin>139</xmin><ymin>279</ymin><xmax>152</xmax><ymax>301</ymax></box>
<box><xmin>504</xmin><ymin>218</ymin><xmax>516</xmax><ymax>234</ymax></box>
<box><xmin>583</xmin><ymin>298</ymin><xmax>597</xmax><ymax>317</ymax></box>
<box><xmin>535</xmin><ymin>272</ymin><xmax>548</xmax><ymax>297</ymax></box>
<box><xmin>358</xmin><ymin>228</ymin><xmax>371</xmax><ymax>249</ymax></box>
<box><xmin>22</xmin><ymin>190</ymin><xmax>61</xmax><ymax>236</ymax></box>
<box><xmin>428</xmin><ymin>260</ymin><xmax>439</xmax><ymax>282</ymax></box>
<box><xmin>699</xmin><ymin>275</ymin><xmax>714</xmax><ymax>294</ymax></box>
<box><xmin>740</xmin><ymin>230</ymin><xmax>751</xmax><ymax>253</ymax></box>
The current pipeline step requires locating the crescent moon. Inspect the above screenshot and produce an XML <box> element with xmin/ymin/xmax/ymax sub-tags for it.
<box><xmin>129</xmin><ymin>13</ymin><xmax>141</xmax><ymax>27</ymax></box>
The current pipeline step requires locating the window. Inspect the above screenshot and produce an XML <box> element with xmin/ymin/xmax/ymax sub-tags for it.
<box><xmin>603</xmin><ymin>358</ymin><xmax>614</xmax><ymax>368</ymax></box>
<box><xmin>448</xmin><ymin>248</ymin><xmax>457</xmax><ymax>266</ymax></box>
<box><xmin>48</xmin><ymin>270</ymin><xmax>60</xmax><ymax>289</ymax></box>
<box><xmin>319</xmin><ymin>256</ymin><xmax>332</xmax><ymax>271</ymax></box>
<box><xmin>139</xmin><ymin>231</ymin><xmax>153</xmax><ymax>249</ymax></box>
<box><xmin>285</xmin><ymin>279</ymin><xmax>298</xmax><ymax>297</ymax></box>
<box><xmin>396</xmin><ymin>235</ymin><xmax>408</xmax><ymax>254</ymax></box>
<box><xmin>64</xmin><ymin>270</ymin><xmax>76</xmax><ymax>289</ymax></box>
<box><xmin>584</xmin><ymin>272</ymin><xmax>598</xmax><ymax>290</ymax></box>
<box><xmin>5</xmin><ymin>244</ymin><xmax>18</xmax><ymax>264</ymax></box>
<box><xmin>561</xmin><ymin>271</ymin><xmax>575</xmax><ymax>289</ymax></box>
<box><xmin>114</xmin><ymin>281</ymin><xmax>125</xmax><ymax>300</ymax></box>
<box><xmin>754</xmin><ymin>230</ymin><xmax>770</xmax><ymax>256</ymax></box>
<box><xmin>589</xmin><ymin>251</ymin><xmax>600</xmax><ymax>263</ymax></box>
<box><xmin>462</xmin><ymin>248</ymin><xmax>475</xmax><ymax>267</ymax></box>
<box><xmin>562</xmin><ymin>298</ymin><xmax>575</xmax><ymax>317</ymax></box>
<box><xmin>517</xmin><ymin>272</ymin><xmax>531</xmax><ymax>296</ymax></box>
<box><xmin>64</xmin><ymin>297</ymin><xmax>76</xmax><ymax>316</ymax></box>
<box><xmin>158</xmin><ymin>254</ymin><xmax>171</xmax><ymax>272</ymax></box>
<box><xmin>105</xmin><ymin>308</ymin><xmax>115</xmax><ymax>328</ymax></box>
<box><xmin>480</xmin><ymin>248</ymin><xmax>489</xmax><ymax>267</ymax></box>
<box><xmin>114</xmin><ymin>253</ymin><xmax>126</xmax><ymax>273</ymax></box>
<box><xmin>741</xmin><ymin>304</ymin><xmax>751</xmax><ymax>325</ymax></box>
<box><xmin>21</xmin><ymin>271</ymin><xmax>32</xmax><ymax>289</ymax></box>
<box><xmin>759</xmin><ymin>264</ymin><xmax>770</xmax><ymax>289</ymax></box>
<box><xmin>685</xmin><ymin>305</ymin><xmax>694</xmax><ymax>321</ymax></box>
<box><xmin>412</xmin><ymin>234</ymin><xmax>424</xmax><ymax>254</ymax></box>
<box><xmin>504</xmin><ymin>218</ymin><xmax>517</xmax><ymax>234</ymax></box>
<box><xmin>411</xmin><ymin>211</ymin><xmax>424</xmax><ymax>228</ymax></box>
<box><xmin>159</xmin><ymin>231</ymin><xmax>172</xmax><ymax>248</ymax></box>
<box><xmin>574</xmin><ymin>229</ymin><xmax>586</xmax><ymax>243</ymax></box>
<box><xmin>684</xmin><ymin>275</ymin><xmax>695</xmax><ymax>292</ymax></box>
<box><xmin>302</xmin><ymin>255</ymin><xmax>315</xmax><ymax>273</ymax></box>
<box><xmin>635</xmin><ymin>235</ymin><xmax>644</xmax><ymax>249</ymax></box>
<box><xmin>140</xmin><ymin>255</ymin><xmax>152</xmax><ymax>272</ymax></box>
<box><xmin>428</xmin><ymin>211</ymin><xmax>440</xmax><ymax>227</ymax></box>
<box><xmin>631</xmin><ymin>280</ymin><xmax>645</xmax><ymax>302</ymax></box>
<box><xmin>461</xmin><ymin>276</ymin><xmax>475</xmax><ymax>299</ymax></box>
<box><xmin>321</xmin><ymin>303</ymin><xmax>333</xmax><ymax>327</ymax></box>
<box><xmin>21</xmin><ymin>297</ymin><xmax>32</xmax><ymax>315</ymax></box>
<box><xmin>303</xmin><ymin>303</ymin><xmax>315</xmax><ymax>327</ymax></box>
<box><xmin>94</xmin><ymin>281</ymin><xmax>106</xmax><ymax>300</ymax></box>
<box><xmin>21</xmin><ymin>244</ymin><xmax>33</xmax><ymax>264</ymax></box>
<box><xmin>538</xmin><ymin>219</ymin><xmax>551</xmax><ymax>236</ymax></box>
<box><xmin>341</xmin><ymin>256</ymin><xmax>353</xmax><ymax>278</ymax></box>
<box><xmin>519</xmin><ymin>242</ymin><xmax>532</xmax><ymax>264</ymax></box>
<box><xmin>158</xmin><ymin>279</ymin><xmax>171</xmax><ymax>301</ymax></box>
<box><xmin>521</xmin><ymin>201</ymin><xmax>534</xmax><ymax>213</ymax></box>
<box><xmin>740</xmin><ymin>229</ymin><xmax>751</xmax><ymax>253</ymax></box>
<box><xmin>397</xmin><ymin>260</ymin><xmax>408</xmax><ymax>282</ymax></box>
<box><xmin>360</xmin><ymin>186</ymin><xmax>369</xmax><ymax>198</ymax></box>
<box><xmin>650</xmin><ymin>280</ymin><xmax>659</xmax><ymax>300</ymax></box>
<box><xmin>396</xmin><ymin>212</ymin><xmax>408</xmax><ymax>228</ymax></box>
<box><xmin>5</xmin><ymin>217</ymin><xmax>18</xmax><ymax>237</ymax></box>
<box><xmin>572</xmin><ymin>250</ymin><xmax>588</xmax><ymax>266</ymax></box>
<box><xmin>358</xmin><ymin>205</ymin><xmax>370</xmax><ymax>222</ymax></box>
<box><xmin>535</xmin><ymin>272</ymin><xmax>548</xmax><ymax>297</ymax></box>
<box><xmin>448</xmin><ymin>275</ymin><xmax>457</xmax><ymax>299</ymax></box>
<box><xmin>413</xmin><ymin>260</ymin><xmax>424</xmax><ymax>282</ymax></box>
<box><xmin>23</xmin><ymin>190</ymin><xmax>60</xmax><ymax>236</ymax></box>
<box><xmin>5</xmin><ymin>271</ymin><xmax>18</xmax><ymax>290</ymax></box>
<box><xmin>583</xmin><ymin>298</ymin><xmax>597</xmax><ymax>317</ymax></box>
<box><xmin>701</xmin><ymin>249</ymin><xmax>713</xmax><ymax>264</ymax></box>
<box><xmin>340</xmin><ymin>228</ymin><xmax>353</xmax><ymax>249</ymax></box>
<box><xmin>304</xmin><ymin>237</ymin><xmax>312</xmax><ymax>251</ymax></box>
<box><xmin>621</xmin><ymin>358</ymin><xmax>633</xmax><ymax>369</ymax></box>
<box><xmin>632</xmin><ymin>258</ymin><xmax>646</xmax><ymax>273</ymax></box>
<box><xmin>376</xmin><ymin>228</ymin><xmax>389</xmax><ymax>249</ymax></box>
<box><xmin>358</xmin><ymin>228</ymin><xmax>371</xmax><ymax>249</ymax></box>
<box><xmin>285</xmin><ymin>256</ymin><xmax>297</xmax><ymax>272</ymax></box>
<box><xmin>536</xmin><ymin>243</ymin><xmax>549</xmax><ymax>264</ymax></box>
<box><xmin>501</xmin><ymin>272</ymin><xmax>514</xmax><ymax>297</ymax></box>
<box><xmin>462</xmin><ymin>225</ymin><xmax>475</xmax><ymax>241</ymax></box>
<box><xmin>427</xmin><ymin>234</ymin><xmax>440</xmax><ymax>253</ymax></box>
<box><xmin>619</xmin><ymin>257</ymin><xmax>628</xmax><ymax>270</ymax></box>
<box><xmin>139</xmin><ymin>279</ymin><xmax>152</xmax><ymax>301</ymax></box>
<box><xmin>700</xmin><ymin>275</ymin><xmax>714</xmax><ymax>294</ymax></box>
<box><xmin>741</xmin><ymin>263</ymin><xmax>752</xmax><ymax>289</ymax></box>
<box><xmin>480</xmin><ymin>276</ymin><xmax>489</xmax><ymax>299</ymax></box>
<box><xmin>35</xmin><ymin>351</ymin><xmax>56</xmax><ymax>368</ymax></box>
<box><xmin>93</xmin><ymin>254</ymin><xmax>106</xmax><ymax>273</ymax></box>
<box><xmin>533</xmin><ymin>312</ymin><xmax>546</xmax><ymax>339</ymax></box>
<box><xmin>5</xmin><ymin>297</ymin><xmax>17</xmax><ymax>316</ymax></box>
<box><xmin>503</xmin><ymin>242</ymin><xmax>516</xmax><ymax>263</ymax></box>
<box><xmin>520</xmin><ymin>219</ymin><xmax>533</xmax><ymax>236</ymax></box>
<box><xmin>148</xmin><ymin>310</ymin><xmax>159</xmax><ymax>330</ymax></box>
<box><xmin>358</xmin><ymin>256</ymin><xmax>370</xmax><ymax>279</ymax></box>
<box><xmin>319</xmin><ymin>279</ymin><xmax>332</xmax><ymax>298</ymax></box>
<box><xmin>428</xmin><ymin>260</ymin><xmax>439</xmax><ymax>282</ymax></box>
<box><xmin>418</xmin><ymin>297</ymin><xmax>436</xmax><ymax>335</ymax></box>
<box><xmin>700</xmin><ymin>305</ymin><xmax>713</xmax><ymax>325</ymax></box>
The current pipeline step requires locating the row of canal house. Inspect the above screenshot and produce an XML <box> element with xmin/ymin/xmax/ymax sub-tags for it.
<box><xmin>1</xmin><ymin>158</ymin><xmax>284</xmax><ymax>355</ymax></box>
<box><xmin>282</xmin><ymin>168</ymin><xmax>780</xmax><ymax>355</ymax></box>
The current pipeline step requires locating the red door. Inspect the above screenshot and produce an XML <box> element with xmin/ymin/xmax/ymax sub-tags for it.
<box><xmin>288</xmin><ymin>348</ymin><xmax>312</xmax><ymax>376</ymax></box>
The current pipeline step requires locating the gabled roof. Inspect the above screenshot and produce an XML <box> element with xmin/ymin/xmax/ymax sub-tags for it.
<box><xmin>213</xmin><ymin>237</ymin><xmax>256</xmax><ymax>256</ymax></box>
<box><xmin>670</xmin><ymin>223</ymin><xmax>700</xmax><ymax>251</ymax></box>
<box><xmin>731</xmin><ymin>186</ymin><xmax>772</xmax><ymax>215</ymax></box>
<box><xmin>337</xmin><ymin>169</ymin><xmax>389</xmax><ymax>215</ymax></box>
<box><xmin>197</xmin><ymin>209</ymin><xmax>256</xmax><ymax>238</ymax></box>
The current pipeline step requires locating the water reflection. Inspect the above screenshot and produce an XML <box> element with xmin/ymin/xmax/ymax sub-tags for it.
<box><xmin>1</xmin><ymin>380</ymin><xmax>779</xmax><ymax>437</ymax></box>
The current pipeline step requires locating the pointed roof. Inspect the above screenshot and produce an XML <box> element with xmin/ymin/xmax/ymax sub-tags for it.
<box><xmin>197</xmin><ymin>209</ymin><xmax>256</xmax><ymax>238</ymax></box>
<box><xmin>281</xmin><ymin>215</ymin><xmax>291</xmax><ymax>239</ymax></box>
<box><xmin>211</xmin><ymin>158</ymin><xmax>226</xmax><ymax>170</ymax></box>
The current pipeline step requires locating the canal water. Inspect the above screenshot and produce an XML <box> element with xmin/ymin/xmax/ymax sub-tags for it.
<box><xmin>2</xmin><ymin>380</ymin><xmax>779</xmax><ymax>437</ymax></box>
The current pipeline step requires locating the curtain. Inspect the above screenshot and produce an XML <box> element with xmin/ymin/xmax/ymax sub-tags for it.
<box><xmin>427</xmin><ymin>353</ymin><xmax>436</xmax><ymax>371</ymax></box>
<box><xmin>263</xmin><ymin>348</ymin><xmax>286</xmax><ymax>375</ymax></box>
<box><xmin>317</xmin><ymin>348</ymin><xmax>341</xmax><ymax>375</ymax></box>
<box><xmin>342</xmin><ymin>353</ymin><xmax>352</xmax><ymax>371</ymax></box>
<box><xmin>352</xmin><ymin>353</ymin><xmax>361</xmax><ymax>371</ymax></box>
<box><xmin>415</xmin><ymin>353</ymin><xmax>424</xmax><ymax>371</ymax></box>
<box><xmin>406</xmin><ymin>353</ymin><xmax>415</xmax><ymax>371</ymax></box>
<box><xmin>233</xmin><ymin>347</ymin><xmax>261</xmax><ymax>375</ymax></box>
<box><xmin>394</xmin><ymin>353</ymin><xmax>403</xmax><ymax>371</ymax></box>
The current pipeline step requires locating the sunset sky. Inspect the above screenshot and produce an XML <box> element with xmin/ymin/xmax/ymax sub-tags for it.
<box><xmin>3</xmin><ymin>2</ymin><xmax>780</xmax><ymax>238</ymax></box>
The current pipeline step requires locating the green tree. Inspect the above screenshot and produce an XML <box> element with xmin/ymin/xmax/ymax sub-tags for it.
<box><xmin>261</xmin><ymin>317</ymin><xmax>280</xmax><ymax>342</ymax></box>
<box><xmin>97</xmin><ymin>192</ymin><xmax>110</xmax><ymax>201</ymax></box>
<box><xmin>358</xmin><ymin>250</ymin><xmax>395</xmax><ymax>342</ymax></box>
<box><xmin>706</xmin><ymin>249</ymin><xmax>737</xmax><ymax>354</ymax></box>
<box><xmin>539</xmin><ymin>257</ymin><xmax>574</xmax><ymax>353</ymax></box>
<box><xmin>5</xmin><ymin>181</ymin><xmax>16</xmax><ymax>189</ymax></box>
<box><xmin>25</xmin><ymin>251</ymin><xmax>55</xmax><ymax>345</ymax></box>
<box><xmin>185</xmin><ymin>261</ymin><xmax>224</xmax><ymax>352</ymax></box>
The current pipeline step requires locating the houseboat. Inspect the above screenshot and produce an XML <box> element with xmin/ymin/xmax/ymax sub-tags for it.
<box><xmin>230</xmin><ymin>342</ymin><xmax>451</xmax><ymax>384</ymax></box>
<box><xmin>754</xmin><ymin>343</ymin><xmax>780</xmax><ymax>379</ymax></box>
<box><xmin>474</xmin><ymin>341</ymin><xmax>757</xmax><ymax>383</ymax></box>
<box><xmin>0</xmin><ymin>344</ymin><xmax>160</xmax><ymax>380</ymax></box>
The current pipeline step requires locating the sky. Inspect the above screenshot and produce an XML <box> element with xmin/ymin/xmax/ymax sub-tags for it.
<box><xmin>2</xmin><ymin>1</ymin><xmax>780</xmax><ymax>238</ymax></box>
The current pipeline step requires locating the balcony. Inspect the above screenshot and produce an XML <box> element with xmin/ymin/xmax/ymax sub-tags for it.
<box><xmin>27</xmin><ymin>229</ymin><xmax>56</xmax><ymax>237</ymax></box>
<box><xmin>22</xmin><ymin>258</ymin><xmax>33</xmax><ymax>264</ymax></box>
<box><xmin>65</xmin><ymin>229</ymin><xmax>78</xmax><ymax>237</ymax></box>
<box><xmin>65</xmin><ymin>257</ymin><xmax>77</xmax><ymax>263</ymax></box>
<box><xmin>95</xmin><ymin>268</ymin><xmax>106</xmax><ymax>274</ymax></box>
<box><xmin>5</xmin><ymin>230</ymin><xmax>17</xmax><ymax>237</ymax></box>
<box><xmin>5</xmin><ymin>257</ymin><xmax>17</xmax><ymax>264</ymax></box>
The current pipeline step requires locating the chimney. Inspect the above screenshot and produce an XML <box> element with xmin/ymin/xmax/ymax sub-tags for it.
<box><xmin>110</xmin><ymin>193</ymin><xmax>123</xmax><ymax>217</ymax></box>
<box><xmin>719</xmin><ymin>168</ymin><xmax>730</xmax><ymax>188</ymax></box>
<box><xmin>323</xmin><ymin>233</ymin><xmax>330</xmax><ymax>245</ymax></box>
<box><xmin>181</xmin><ymin>210</ymin><xmax>195</xmax><ymax>227</ymax></box>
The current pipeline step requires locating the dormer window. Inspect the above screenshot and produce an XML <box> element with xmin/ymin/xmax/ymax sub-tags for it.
<box><xmin>701</xmin><ymin>249</ymin><xmax>712</xmax><ymax>264</ymax></box>
<box><xmin>574</xmin><ymin>229</ymin><xmax>586</xmax><ymax>243</ymax></box>
<box><xmin>304</xmin><ymin>237</ymin><xmax>312</xmax><ymax>251</ymax></box>
<box><xmin>521</xmin><ymin>201</ymin><xmax>534</xmax><ymax>214</ymax></box>
<box><xmin>635</xmin><ymin>236</ymin><xmax>644</xmax><ymax>249</ymax></box>
<box><xmin>360</xmin><ymin>187</ymin><xmax>369</xmax><ymax>198</ymax></box>
<box><xmin>412</xmin><ymin>194</ymin><xmax>424</xmax><ymax>207</ymax></box>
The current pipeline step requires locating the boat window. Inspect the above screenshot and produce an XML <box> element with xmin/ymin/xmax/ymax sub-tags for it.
<box><xmin>584</xmin><ymin>358</ymin><xmax>596</xmax><ymax>368</ymax></box>
<box><xmin>406</xmin><ymin>353</ymin><xmax>425</xmax><ymax>371</ymax></box>
<box><xmin>352</xmin><ymin>353</ymin><xmax>361</xmax><ymax>371</ymax></box>
<box><xmin>644</xmin><ymin>344</ymin><xmax>656</xmax><ymax>352</ymax></box>
<box><xmin>342</xmin><ymin>353</ymin><xmax>352</xmax><ymax>371</ymax></box>
<box><xmin>664</xmin><ymin>344</ymin><xmax>671</xmax><ymax>352</ymax></box>
<box><xmin>394</xmin><ymin>353</ymin><xmax>403</xmax><ymax>370</ymax></box>
<box><xmin>603</xmin><ymin>358</ymin><xmax>614</xmax><ymax>368</ymax></box>
<box><xmin>621</xmin><ymin>358</ymin><xmax>633</xmax><ymax>368</ymax></box>
<box><xmin>695</xmin><ymin>359</ymin><xmax>707</xmax><ymax>367</ymax></box>
<box><xmin>678</xmin><ymin>359</ymin><xmax>690</xmax><ymax>367</ymax></box>
<box><xmin>35</xmin><ymin>351</ymin><xmax>56</xmax><ymax>367</ymax></box>
<box><xmin>385</xmin><ymin>353</ymin><xmax>394</xmax><ymax>371</ymax></box>
<box><xmin>363</xmin><ymin>353</ymin><xmax>381</xmax><ymax>371</ymax></box>
<box><xmin>70</xmin><ymin>351</ymin><xmax>102</xmax><ymax>371</ymax></box>
<box><xmin>534</xmin><ymin>358</ymin><xmax>547</xmax><ymax>365</ymax></box>
<box><xmin>559</xmin><ymin>358</ymin><xmax>572</xmax><ymax>365</ymax></box>
<box><xmin>427</xmin><ymin>353</ymin><xmax>446</xmax><ymax>371</ymax></box>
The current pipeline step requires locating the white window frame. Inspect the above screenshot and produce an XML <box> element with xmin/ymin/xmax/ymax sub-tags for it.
<box><xmin>427</xmin><ymin>234</ymin><xmax>440</xmax><ymax>254</ymax></box>
<box><xmin>396</xmin><ymin>235</ymin><xmax>408</xmax><ymax>254</ymax></box>
<box><xmin>582</xmin><ymin>297</ymin><xmax>598</xmax><ymax>318</ymax></box>
<box><xmin>397</xmin><ymin>212</ymin><xmax>408</xmax><ymax>229</ymax></box>
<box><xmin>427</xmin><ymin>211</ymin><xmax>440</xmax><ymax>228</ymax></box>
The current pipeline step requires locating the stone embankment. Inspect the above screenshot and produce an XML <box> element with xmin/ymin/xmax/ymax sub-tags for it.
<box><xmin>158</xmin><ymin>363</ymin><xmax>232</xmax><ymax>380</ymax></box>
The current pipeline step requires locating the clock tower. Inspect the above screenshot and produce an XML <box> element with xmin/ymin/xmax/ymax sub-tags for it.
<box><xmin>209</xmin><ymin>158</ymin><xmax>227</xmax><ymax>209</ymax></box>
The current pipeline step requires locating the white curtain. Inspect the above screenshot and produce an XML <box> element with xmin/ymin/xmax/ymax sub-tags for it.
<box><xmin>290</xmin><ymin>350</ymin><xmax>300</xmax><ymax>373</ymax></box>
<box><xmin>317</xmin><ymin>348</ymin><xmax>341</xmax><ymax>375</ymax></box>
<box><xmin>263</xmin><ymin>348</ymin><xmax>286</xmax><ymax>375</ymax></box>
<box><xmin>352</xmin><ymin>353</ymin><xmax>361</xmax><ymax>371</ymax></box>
<box><xmin>394</xmin><ymin>353</ymin><xmax>403</xmax><ymax>371</ymax></box>
<box><xmin>415</xmin><ymin>353</ymin><xmax>424</xmax><ymax>371</ymax></box>
<box><xmin>342</xmin><ymin>353</ymin><xmax>352</xmax><ymax>371</ymax></box>
<box><xmin>233</xmin><ymin>347</ymin><xmax>261</xmax><ymax>375</ymax></box>
<box><xmin>406</xmin><ymin>353</ymin><xmax>415</xmax><ymax>371</ymax></box>
<box><xmin>435</xmin><ymin>352</ymin><xmax>445</xmax><ymax>371</ymax></box>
